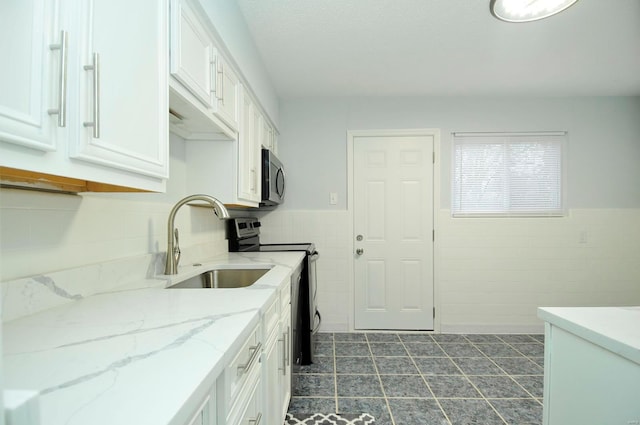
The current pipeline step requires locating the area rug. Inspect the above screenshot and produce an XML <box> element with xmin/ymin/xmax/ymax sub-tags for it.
<box><xmin>285</xmin><ymin>412</ymin><xmax>376</xmax><ymax>425</ymax></box>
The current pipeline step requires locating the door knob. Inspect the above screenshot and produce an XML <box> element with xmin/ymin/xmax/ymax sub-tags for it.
<box><xmin>356</xmin><ymin>248</ymin><xmax>364</xmax><ymax>255</ymax></box>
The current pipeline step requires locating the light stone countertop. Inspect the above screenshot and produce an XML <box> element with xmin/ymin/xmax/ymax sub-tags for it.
<box><xmin>3</xmin><ymin>251</ymin><xmax>305</xmax><ymax>425</ymax></box>
<box><xmin>538</xmin><ymin>306</ymin><xmax>640</xmax><ymax>365</ymax></box>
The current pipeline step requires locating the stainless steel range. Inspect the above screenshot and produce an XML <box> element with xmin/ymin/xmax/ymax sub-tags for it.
<box><xmin>227</xmin><ymin>217</ymin><xmax>320</xmax><ymax>366</ymax></box>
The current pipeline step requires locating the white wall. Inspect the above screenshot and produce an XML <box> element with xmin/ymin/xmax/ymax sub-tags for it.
<box><xmin>277</xmin><ymin>96</ymin><xmax>640</xmax><ymax>210</ymax></box>
<box><xmin>199</xmin><ymin>0</ymin><xmax>279</xmax><ymax>126</ymax></box>
<box><xmin>265</xmin><ymin>96</ymin><xmax>640</xmax><ymax>332</ymax></box>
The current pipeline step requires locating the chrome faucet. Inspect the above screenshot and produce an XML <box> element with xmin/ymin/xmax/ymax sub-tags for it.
<box><xmin>164</xmin><ymin>194</ymin><xmax>230</xmax><ymax>275</ymax></box>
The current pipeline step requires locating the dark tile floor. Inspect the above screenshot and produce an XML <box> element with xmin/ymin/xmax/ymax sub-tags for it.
<box><xmin>288</xmin><ymin>332</ymin><xmax>544</xmax><ymax>425</ymax></box>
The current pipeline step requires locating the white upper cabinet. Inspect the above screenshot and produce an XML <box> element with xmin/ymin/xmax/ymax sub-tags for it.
<box><xmin>169</xmin><ymin>0</ymin><xmax>239</xmax><ymax>140</ymax></box>
<box><xmin>170</xmin><ymin>0</ymin><xmax>215</xmax><ymax>108</ymax></box>
<box><xmin>68</xmin><ymin>0</ymin><xmax>169</xmax><ymax>179</ymax></box>
<box><xmin>0</xmin><ymin>0</ymin><xmax>60</xmax><ymax>152</ymax></box>
<box><xmin>214</xmin><ymin>55</ymin><xmax>239</xmax><ymax>130</ymax></box>
<box><xmin>237</xmin><ymin>87</ymin><xmax>261</xmax><ymax>204</ymax></box>
<box><xmin>0</xmin><ymin>0</ymin><xmax>169</xmax><ymax>192</ymax></box>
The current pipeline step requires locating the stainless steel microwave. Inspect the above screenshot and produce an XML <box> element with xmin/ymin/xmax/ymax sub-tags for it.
<box><xmin>261</xmin><ymin>148</ymin><xmax>285</xmax><ymax>206</ymax></box>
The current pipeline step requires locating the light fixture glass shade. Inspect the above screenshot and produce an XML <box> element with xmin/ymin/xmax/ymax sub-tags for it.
<box><xmin>490</xmin><ymin>0</ymin><xmax>579</xmax><ymax>22</ymax></box>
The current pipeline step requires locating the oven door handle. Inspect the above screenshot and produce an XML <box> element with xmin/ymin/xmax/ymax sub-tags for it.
<box><xmin>309</xmin><ymin>252</ymin><xmax>320</xmax><ymax>261</ymax></box>
<box><xmin>312</xmin><ymin>310</ymin><xmax>322</xmax><ymax>335</ymax></box>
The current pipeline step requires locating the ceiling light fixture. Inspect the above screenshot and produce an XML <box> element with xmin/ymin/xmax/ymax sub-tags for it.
<box><xmin>490</xmin><ymin>0</ymin><xmax>580</xmax><ymax>22</ymax></box>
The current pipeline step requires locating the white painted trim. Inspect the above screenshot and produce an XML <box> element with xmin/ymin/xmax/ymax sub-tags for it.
<box><xmin>346</xmin><ymin>128</ymin><xmax>442</xmax><ymax>332</ymax></box>
<box><xmin>440</xmin><ymin>324</ymin><xmax>545</xmax><ymax>334</ymax></box>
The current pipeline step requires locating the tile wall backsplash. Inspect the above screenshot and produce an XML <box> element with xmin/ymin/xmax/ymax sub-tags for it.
<box><xmin>2</xmin><ymin>185</ymin><xmax>639</xmax><ymax>331</ymax></box>
<box><xmin>0</xmin><ymin>188</ymin><xmax>229</xmax><ymax>321</ymax></box>
<box><xmin>259</xmin><ymin>208</ymin><xmax>640</xmax><ymax>333</ymax></box>
<box><xmin>258</xmin><ymin>210</ymin><xmax>351</xmax><ymax>331</ymax></box>
<box><xmin>0</xmin><ymin>189</ymin><xmax>228</xmax><ymax>282</ymax></box>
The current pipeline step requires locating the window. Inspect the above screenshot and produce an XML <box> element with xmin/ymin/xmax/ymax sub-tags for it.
<box><xmin>452</xmin><ymin>132</ymin><xmax>566</xmax><ymax>217</ymax></box>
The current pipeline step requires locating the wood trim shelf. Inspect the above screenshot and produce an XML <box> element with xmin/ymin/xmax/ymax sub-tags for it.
<box><xmin>0</xmin><ymin>167</ymin><xmax>149</xmax><ymax>193</ymax></box>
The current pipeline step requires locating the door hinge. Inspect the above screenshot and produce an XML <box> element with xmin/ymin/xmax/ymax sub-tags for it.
<box><xmin>433</xmin><ymin>151</ymin><xmax>435</xmax><ymax>164</ymax></box>
<box><xmin>432</xmin><ymin>229</ymin><xmax>435</xmax><ymax>241</ymax></box>
<box><xmin>433</xmin><ymin>307</ymin><xmax>436</xmax><ymax>319</ymax></box>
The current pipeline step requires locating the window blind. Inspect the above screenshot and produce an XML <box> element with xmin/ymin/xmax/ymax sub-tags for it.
<box><xmin>452</xmin><ymin>132</ymin><xmax>566</xmax><ymax>217</ymax></box>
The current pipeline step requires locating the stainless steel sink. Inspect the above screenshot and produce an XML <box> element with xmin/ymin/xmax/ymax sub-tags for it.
<box><xmin>168</xmin><ymin>268</ymin><xmax>270</xmax><ymax>289</ymax></box>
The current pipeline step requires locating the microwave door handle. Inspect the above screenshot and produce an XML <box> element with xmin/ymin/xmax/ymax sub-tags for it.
<box><xmin>279</xmin><ymin>167</ymin><xmax>286</xmax><ymax>199</ymax></box>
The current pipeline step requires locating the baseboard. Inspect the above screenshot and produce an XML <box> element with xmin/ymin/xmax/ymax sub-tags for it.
<box><xmin>440</xmin><ymin>323</ymin><xmax>545</xmax><ymax>334</ymax></box>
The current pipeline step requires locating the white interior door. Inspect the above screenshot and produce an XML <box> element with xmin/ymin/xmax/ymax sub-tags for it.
<box><xmin>353</xmin><ymin>134</ymin><xmax>434</xmax><ymax>330</ymax></box>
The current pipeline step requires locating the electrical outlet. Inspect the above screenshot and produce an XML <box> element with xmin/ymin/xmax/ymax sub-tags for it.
<box><xmin>330</xmin><ymin>192</ymin><xmax>338</xmax><ymax>205</ymax></box>
<box><xmin>579</xmin><ymin>230</ymin><xmax>588</xmax><ymax>244</ymax></box>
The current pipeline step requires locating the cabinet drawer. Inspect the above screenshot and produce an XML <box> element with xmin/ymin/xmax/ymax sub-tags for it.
<box><xmin>227</xmin><ymin>365</ymin><xmax>262</xmax><ymax>425</ymax></box>
<box><xmin>263</xmin><ymin>295</ymin><xmax>279</xmax><ymax>338</ymax></box>
<box><xmin>227</xmin><ymin>324</ymin><xmax>262</xmax><ymax>403</ymax></box>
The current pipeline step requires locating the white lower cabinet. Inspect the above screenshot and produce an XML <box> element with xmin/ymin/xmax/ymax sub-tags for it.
<box><xmin>217</xmin><ymin>323</ymin><xmax>263</xmax><ymax>425</ymax></box>
<box><xmin>185</xmin><ymin>394</ymin><xmax>215</xmax><ymax>425</ymax></box>
<box><xmin>542</xmin><ymin>323</ymin><xmax>640</xmax><ymax>424</ymax></box>
<box><xmin>207</xmin><ymin>274</ymin><xmax>296</xmax><ymax>425</ymax></box>
<box><xmin>262</xmin><ymin>279</ymin><xmax>292</xmax><ymax>424</ymax></box>
<box><xmin>278</xmin><ymin>308</ymin><xmax>292</xmax><ymax>420</ymax></box>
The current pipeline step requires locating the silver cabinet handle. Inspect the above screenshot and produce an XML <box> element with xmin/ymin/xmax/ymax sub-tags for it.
<box><xmin>285</xmin><ymin>326</ymin><xmax>290</xmax><ymax>367</ymax></box>
<box><xmin>48</xmin><ymin>30</ymin><xmax>68</xmax><ymax>127</ymax></box>
<box><xmin>278</xmin><ymin>335</ymin><xmax>286</xmax><ymax>374</ymax></box>
<box><xmin>216</xmin><ymin>60</ymin><xmax>224</xmax><ymax>105</ymax></box>
<box><xmin>237</xmin><ymin>342</ymin><xmax>262</xmax><ymax>376</ymax></box>
<box><xmin>356</xmin><ymin>248</ymin><xmax>364</xmax><ymax>255</ymax></box>
<box><xmin>83</xmin><ymin>52</ymin><xmax>100</xmax><ymax>138</ymax></box>
<box><xmin>211</xmin><ymin>55</ymin><xmax>221</xmax><ymax>102</ymax></box>
<box><xmin>248</xmin><ymin>412</ymin><xmax>262</xmax><ymax>425</ymax></box>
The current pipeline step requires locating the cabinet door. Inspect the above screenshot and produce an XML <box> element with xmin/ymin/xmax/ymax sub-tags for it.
<box><xmin>238</xmin><ymin>89</ymin><xmax>258</xmax><ymax>204</ymax></box>
<box><xmin>260</xmin><ymin>118</ymin><xmax>272</xmax><ymax>150</ymax></box>
<box><xmin>214</xmin><ymin>56</ymin><xmax>239</xmax><ymax>130</ymax></box>
<box><xmin>0</xmin><ymin>0</ymin><xmax>60</xmax><ymax>152</ymax></box>
<box><xmin>170</xmin><ymin>0</ymin><xmax>215</xmax><ymax>108</ymax></box>
<box><xmin>69</xmin><ymin>0</ymin><xmax>169</xmax><ymax>179</ymax></box>
<box><xmin>263</xmin><ymin>332</ymin><xmax>281</xmax><ymax>425</ymax></box>
<box><xmin>280</xmin><ymin>309</ymin><xmax>292</xmax><ymax>420</ymax></box>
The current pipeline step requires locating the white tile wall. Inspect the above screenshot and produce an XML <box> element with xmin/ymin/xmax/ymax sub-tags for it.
<box><xmin>437</xmin><ymin>209</ymin><xmax>640</xmax><ymax>333</ymax></box>
<box><xmin>0</xmin><ymin>188</ymin><xmax>228</xmax><ymax>282</ymax></box>
<box><xmin>258</xmin><ymin>210</ymin><xmax>352</xmax><ymax>331</ymax></box>
<box><xmin>2</xmin><ymin>184</ymin><xmax>638</xmax><ymax>331</ymax></box>
<box><xmin>259</xmin><ymin>208</ymin><xmax>640</xmax><ymax>333</ymax></box>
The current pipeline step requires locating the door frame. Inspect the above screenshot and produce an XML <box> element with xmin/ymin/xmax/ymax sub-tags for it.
<box><xmin>347</xmin><ymin>129</ymin><xmax>442</xmax><ymax>332</ymax></box>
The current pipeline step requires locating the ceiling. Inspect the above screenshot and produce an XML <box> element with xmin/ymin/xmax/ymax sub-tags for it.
<box><xmin>236</xmin><ymin>0</ymin><xmax>640</xmax><ymax>99</ymax></box>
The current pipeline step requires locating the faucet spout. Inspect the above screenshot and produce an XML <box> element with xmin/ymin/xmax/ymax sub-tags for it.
<box><xmin>164</xmin><ymin>194</ymin><xmax>230</xmax><ymax>275</ymax></box>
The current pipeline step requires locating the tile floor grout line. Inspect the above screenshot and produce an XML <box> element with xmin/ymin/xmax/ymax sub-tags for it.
<box><xmin>332</xmin><ymin>334</ymin><xmax>339</xmax><ymax>414</ymax></box>
<box><xmin>483</xmin><ymin>337</ymin><xmax>545</xmax><ymax>406</ymax></box>
<box><xmin>365</xmin><ymin>333</ymin><xmax>398</xmax><ymax>425</ymax></box>
<box><xmin>400</xmin><ymin>334</ymin><xmax>454</xmax><ymax>425</ymax></box>
<box><xmin>434</xmin><ymin>337</ymin><xmax>510</xmax><ymax>425</ymax></box>
<box><xmin>295</xmin><ymin>333</ymin><xmax>544</xmax><ymax>424</ymax></box>
<box><xmin>466</xmin><ymin>337</ymin><xmax>544</xmax><ymax>420</ymax></box>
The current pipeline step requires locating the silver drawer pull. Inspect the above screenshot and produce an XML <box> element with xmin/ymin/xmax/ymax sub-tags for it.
<box><xmin>83</xmin><ymin>52</ymin><xmax>100</xmax><ymax>138</ymax></box>
<box><xmin>48</xmin><ymin>30</ymin><xmax>68</xmax><ymax>127</ymax></box>
<box><xmin>278</xmin><ymin>334</ymin><xmax>286</xmax><ymax>374</ymax></box>
<box><xmin>216</xmin><ymin>60</ymin><xmax>224</xmax><ymax>104</ymax></box>
<box><xmin>285</xmin><ymin>326</ymin><xmax>290</xmax><ymax>367</ymax></box>
<box><xmin>237</xmin><ymin>342</ymin><xmax>262</xmax><ymax>376</ymax></box>
<box><xmin>248</xmin><ymin>412</ymin><xmax>262</xmax><ymax>425</ymax></box>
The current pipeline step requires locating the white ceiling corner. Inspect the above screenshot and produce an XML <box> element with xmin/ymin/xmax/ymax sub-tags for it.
<box><xmin>236</xmin><ymin>0</ymin><xmax>640</xmax><ymax>98</ymax></box>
